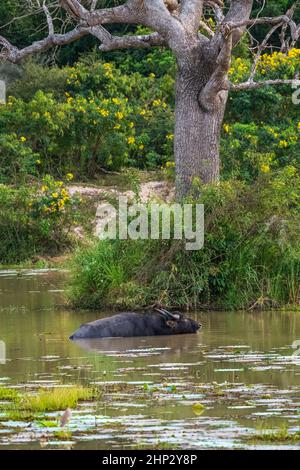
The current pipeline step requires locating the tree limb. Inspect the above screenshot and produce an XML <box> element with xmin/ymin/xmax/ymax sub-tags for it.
<box><xmin>221</xmin><ymin>0</ymin><xmax>254</xmax><ymax>47</ymax></box>
<box><xmin>180</xmin><ymin>0</ymin><xmax>204</xmax><ymax>33</ymax></box>
<box><xmin>199</xmin><ymin>33</ymin><xmax>232</xmax><ymax>111</ymax></box>
<box><xmin>97</xmin><ymin>31</ymin><xmax>166</xmax><ymax>52</ymax></box>
<box><xmin>0</xmin><ymin>27</ymin><xmax>89</xmax><ymax>63</ymax></box>
<box><xmin>231</xmin><ymin>78</ymin><xmax>299</xmax><ymax>91</ymax></box>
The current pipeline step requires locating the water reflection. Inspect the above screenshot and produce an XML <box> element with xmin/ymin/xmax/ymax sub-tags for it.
<box><xmin>0</xmin><ymin>270</ymin><xmax>299</xmax><ymax>450</ymax></box>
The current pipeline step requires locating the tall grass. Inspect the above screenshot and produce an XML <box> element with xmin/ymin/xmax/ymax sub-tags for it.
<box><xmin>69</xmin><ymin>173</ymin><xmax>300</xmax><ymax>310</ymax></box>
<box><xmin>20</xmin><ymin>386</ymin><xmax>97</xmax><ymax>412</ymax></box>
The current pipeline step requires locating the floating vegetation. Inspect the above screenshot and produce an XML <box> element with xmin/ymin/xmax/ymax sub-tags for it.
<box><xmin>53</xmin><ymin>430</ymin><xmax>73</xmax><ymax>440</ymax></box>
<box><xmin>20</xmin><ymin>386</ymin><xmax>99</xmax><ymax>412</ymax></box>
<box><xmin>192</xmin><ymin>403</ymin><xmax>206</xmax><ymax>416</ymax></box>
<box><xmin>251</xmin><ymin>425</ymin><xmax>300</xmax><ymax>442</ymax></box>
<box><xmin>1</xmin><ymin>271</ymin><xmax>300</xmax><ymax>450</ymax></box>
<box><xmin>0</xmin><ymin>388</ymin><xmax>19</xmax><ymax>401</ymax></box>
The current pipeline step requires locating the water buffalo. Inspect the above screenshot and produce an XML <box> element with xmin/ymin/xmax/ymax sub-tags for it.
<box><xmin>69</xmin><ymin>308</ymin><xmax>201</xmax><ymax>339</ymax></box>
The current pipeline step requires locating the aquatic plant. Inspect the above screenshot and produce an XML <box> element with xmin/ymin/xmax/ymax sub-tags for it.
<box><xmin>0</xmin><ymin>387</ymin><xmax>19</xmax><ymax>401</ymax></box>
<box><xmin>20</xmin><ymin>386</ymin><xmax>98</xmax><ymax>412</ymax></box>
<box><xmin>252</xmin><ymin>424</ymin><xmax>300</xmax><ymax>442</ymax></box>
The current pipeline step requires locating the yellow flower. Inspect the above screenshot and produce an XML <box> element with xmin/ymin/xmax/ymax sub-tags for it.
<box><xmin>297</xmin><ymin>122</ymin><xmax>300</xmax><ymax>131</ymax></box>
<box><xmin>112</xmin><ymin>98</ymin><xmax>121</xmax><ymax>105</ymax></box>
<box><xmin>152</xmin><ymin>99</ymin><xmax>161</xmax><ymax>107</ymax></box>
<box><xmin>223</xmin><ymin>124</ymin><xmax>230</xmax><ymax>134</ymax></box>
<box><xmin>103</xmin><ymin>63</ymin><xmax>112</xmax><ymax>70</ymax></box>
<box><xmin>36</xmin><ymin>159</ymin><xmax>41</xmax><ymax>165</ymax></box>
<box><xmin>114</xmin><ymin>124</ymin><xmax>121</xmax><ymax>130</ymax></box>
<box><xmin>99</xmin><ymin>109</ymin><xmax>109</xmax><ymax>117</ymax></box>
<box><xmin>166</xmin><ymin>161</ymin><xmax>175</xmax><ymax>168</ymax></box>
<box><xmin>166</xmin><ymin>134</ymin><xmax>174</xmax><ymax>141</ymax></box>
<box><xmin>66</xmin><ymin>173</ymin><xmax>74</xmax><ymax>181</ymax></box>
<box><xmin>20</xmin><ymin>136</ymin><xmax>27</xmax><ymax>142</ymax></box>
<box><xmin>140</xmin><ymin>110</ymin><xmax>146</xmax><ymax>116</ymax></box>
<box><xmin>260</xmin><ymin>164</ymin><xmax>270</xmax><ymax>173</ymax></box>
<box><xmin>278</xmin><ymin>140</ymin><xmax>288</xmax><ymax>148</ymax></box>
<box><xmin>41</xmin><ymin>185</ymin><xmax>48</xmax><ymax>192</ymax></box>
<box><xmin>139</xmin><ymin>144</ymin><xmax>144</xmax><ymax>150</ymax></box>
<box><xmin>129</xmin><ymin>122</ymin><xmax>134</xmax><ymax>128</ymax></box>
<box><xmin>115</xmin><ymin>111</ymin><xmax>124</xmax><ymax>120</ymax></box>
<box><xmin>52</xmin><ymin>192</ymin><xmax>59</xmax><ymax>199</ymax></box>
<box><xmin>127</xmin><ymin>137</ymin><xmax>135</xmax><ymax>145</ymax></box>
<box><xmin>149</xmin><ymin>73</ymin><xmax>156</xmax><ymax>79</ymax></box>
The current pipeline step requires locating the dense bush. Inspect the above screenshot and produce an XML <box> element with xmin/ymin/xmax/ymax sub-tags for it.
<box><xmin>0</xmin><ymin>133</ymin><xmax>39</xmax><ymax>184</ymax></box>
<box><xmin>1</xmin><ymin>59</ymin><xmax>174</xmax><ymax>177</ymax></box>
<box><xmin>1</xmin><ymin>49</ymin><xmax>299</xmax><ymax>182</ymax></box>
<box><xmin>69</xmin><ymin>167</ymin><xmax>300</xmax><ymax>310</ymax></box>
<box><xmin>0</xmin><ymin>175</ymin><xmax>80</xmax><ymax>264</ymax></box>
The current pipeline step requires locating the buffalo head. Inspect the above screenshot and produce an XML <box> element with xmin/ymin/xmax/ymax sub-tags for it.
<box><xmin>155</xmin><ymin>308</ymin><xmax>201</xmax><ymax>334</ymax></box>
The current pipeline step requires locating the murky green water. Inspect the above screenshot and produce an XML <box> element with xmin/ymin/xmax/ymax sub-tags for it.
<box><xmin>0</xmin><ymin>270</ymin><xmax>299</xmax><ymax>450</ymax></box>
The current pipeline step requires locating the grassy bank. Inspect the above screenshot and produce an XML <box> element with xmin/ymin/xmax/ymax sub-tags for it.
<box><xmin>68</xmin><ymin>169</ymin><xmax>300</xmax><ymax>311</ymax></box>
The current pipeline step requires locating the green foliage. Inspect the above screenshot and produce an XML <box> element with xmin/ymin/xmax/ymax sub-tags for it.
<box><xmin>0</xmin><ymin>133</ymin><xmax>39</xmax><ymax>184</ymax></box>
<box><xmin>221</xmin><ymin>120</ymin><xmax>300</xmax><ymax>181</ymax></box>
<box><xmin>2</xmin><ymin>48</ymin><xmax>298</xmax><ymax>182</ymax></box>
<box><xmin>20</xmin><ymin>386</ymin><xmax>97</xmax><ymax>412</ymax></box>
<box><xmin>8</xmin><ymin>61</ymin><xmax>69</xmax><ymax>101</ymax></box>
<box><xmin>0</xmin><ymin>177</ymin><xmax>79</xmax><ymax>264</ymax></box>
<box><xmin>69</xmin><ymin>169</ymin><xmax>300</xmax><ymax>310</ymax></box>
<box><xmin>0</xmin><ymin>387</ymin><xmax>19</xmax><ymax>401</ymax></box>
<box><xmin>0</xmin><ymin>59</ymin><xmax>174</xmax><ymax>178</ymax></box>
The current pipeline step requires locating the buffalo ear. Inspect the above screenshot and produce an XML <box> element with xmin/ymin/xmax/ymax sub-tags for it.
<box><xmin>166</xmin><ymin>320</ymin><xmax>177</xmax><ymax>329</ymax></box>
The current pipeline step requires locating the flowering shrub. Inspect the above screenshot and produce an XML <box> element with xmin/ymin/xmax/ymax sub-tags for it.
<box><xmin>221</xmin><ymin>120</ymin><xmax>300</xmax><ymax>180</ymax></box>
<box><xmin>0</xmin><ymin>175</ymin><xmax>80</xmax><ymax>263</ymax></box>
<box><xmin>0</xmin><ymin>49</ymin><xmax>299</xmax><ymax>182</ymax></box>
<box><xmin>30</xmin><ymin>174</ymin><xmax>76</xmax><ymax>218</ymax></box>
<box><xmin>229</xmin><ymin>48</ymin><xmax>300</xmax><ymax>83</ymax></box>
<box><xmin>0</xmin><ymin>133</ymin><xmax>39</xmax><ymax>184</ymax></box>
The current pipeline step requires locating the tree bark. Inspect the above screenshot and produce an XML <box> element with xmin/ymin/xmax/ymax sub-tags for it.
<box><xmin>174</xmin><ymin>57</ymin><xmax>228</xmax><ymax>199</ymax></box>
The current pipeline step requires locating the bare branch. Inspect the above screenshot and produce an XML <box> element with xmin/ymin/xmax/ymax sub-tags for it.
<box><xmin>42</xmin><ymin>1</ymin><xmax>55</xmax><ymax>36</ymax></box>
<box><xmin>0</xmin><ymin>26</ymin><xmax>89</xmax><ymax>63</ymax></box>
<box><xmin>97</xmin><ymin>32</ymin><xmax>166</xmax><ymax>52</ymax></box>
<box><xmin>199</xmin><ymin>20</ymin><xmax>214</xmax><ymax>37</ymax></box>
<box><xmin>231</xmin><ymin>78</ymin><xmax>299</xmax><ymax>91</ymax></box>
<box><xmin>226</xmin><ymin>14</ymin><xmax>296</xmax><ymax>30</ymax></box>
<box><xmin>222</xmin><ymin>0</ymin><xmax>254</xmax><ymax>47</ymax></box>
<box><xmin>248</xmin><ymin>22</ymin><xmax>283</xmax><ymax>82</ymax></box>
<box><xmin>60</xmin><ymin>0</ymin><xmax>182</xmax><ymax>47</ymax></box>
<box><xmin>59</xmin><ymin>0</ymin><xmax>139</xmax><ymax>25</ymax></box>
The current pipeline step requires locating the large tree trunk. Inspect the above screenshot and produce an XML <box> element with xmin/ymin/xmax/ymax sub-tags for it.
<box><xmin>174</xmin><ymin>63</ymin><xmax>228</xmax><ymax>199</ymax></box>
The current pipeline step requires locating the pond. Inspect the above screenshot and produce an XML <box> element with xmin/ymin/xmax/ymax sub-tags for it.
<box><xmin>0</xmin><ymin>270</ymin><xmax>299</xmax><ymax>450</ymax></box>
